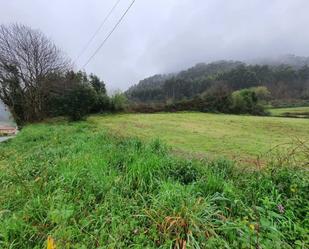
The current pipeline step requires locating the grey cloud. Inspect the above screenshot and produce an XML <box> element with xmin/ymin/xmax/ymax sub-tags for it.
<box><xmin>1</xmin><ymin>0</ymin><xmax>308</xmax><ymax>91</ymax></box>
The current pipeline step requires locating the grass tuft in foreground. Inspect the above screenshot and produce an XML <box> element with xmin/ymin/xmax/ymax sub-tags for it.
<box><xmin>0</xmin><ymin>121</ymin><xmax>308</xmax><ymax>248</ymax></box>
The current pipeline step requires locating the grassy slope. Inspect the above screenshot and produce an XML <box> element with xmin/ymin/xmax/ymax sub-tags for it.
<box><xmin>89</xmin><ymin>113</ymin><xmax>309</xmax><ymax>162</ymax></box>
<box><xmin>0</xmin><ymin>120</ymin><xmax>308</xmax><ymax>248</ymax></box>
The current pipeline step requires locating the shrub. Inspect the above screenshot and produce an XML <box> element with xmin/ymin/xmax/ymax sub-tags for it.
<box><xmin>91</xmin><ymin>93</ymin><xmax>110</xmax><ymax>113</ymax></box>
<box><xmin>200</xmin><ymin>83</ymin><xmax>233</xmax><ymax>113</ymax></box>
<box><xmin>251</xmin><ymin>86</ymin><xmax>271</xmax><ymax>103</ymax></box>
<box><xmin>63</xmin><ymin>84</ymin><xmax>97</xmax><ymax>121</ymax></box>
<box><xmin>110</xmin><ymin>92</ymin><xmax>128</xmax><ymax>112</ymax></box>
<box><xmin>231</xmin><ymin>88</ymin><xmax>267</xmax><ymax>115</ymax></box>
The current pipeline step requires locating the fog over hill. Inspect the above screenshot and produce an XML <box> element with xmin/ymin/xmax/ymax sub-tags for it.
<box><xmin>126</xmin><ymin>56</ymin><xmax>309</xmax><ymax>103</ymax></box>
<box><xmin>128</xmin><ymin>54</ymin><xmax>309</xmax><ymax>91</ymax></box>
<box><xmin>1</xmin><ymin>0</ymin><xmax>309</xmax><ymax>90</ymax></box>
<box><xmin>248</xmin><ymin>54</ymin><xmax>309</xmax><ymax>69</ymax></box>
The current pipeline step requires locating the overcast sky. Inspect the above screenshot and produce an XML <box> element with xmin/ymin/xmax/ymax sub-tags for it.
<box><xmin>1</xmin><ymin>0</ymin><xmax>309</xmax><ymax>91</ymax></box>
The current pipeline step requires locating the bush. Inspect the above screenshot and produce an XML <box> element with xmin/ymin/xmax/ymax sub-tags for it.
<box><xmin>63</xmin><ymin>84</ymin><xmax>97</xmax><ymax>121</ymax></box>
<box><xmin>200</xmin><ymin>83</ymin><xmax>232</xmax><ymax>113</ymax></box>
<box><xmin>46</xmin><ymin>72</ymin><xmax>132</xmax><ymax>120</ymax></box>
<box><xmin>231</xmin><ymin>88</ymin><xmax>268</xmax><ymax>115</ymax></box>
<box><xmin>91</xmin><ymin>93</ymin><xmax>110</xmax><ymax>113</ymax></box>
<box><xmin>110</xmin><ymin>92</ymin><xmax>128</xmax><ymax>112</ymax></box>
<box><xmin>251</xmin><ymin>86</ymin><xmax>271</xmax><ymax>103</ymax></box>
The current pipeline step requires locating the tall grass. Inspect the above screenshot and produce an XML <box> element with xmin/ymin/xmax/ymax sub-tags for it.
<box><xmin>0</xmin><ymin>121</ymin><xmax>308</xmax><ymax>248</ymax></box>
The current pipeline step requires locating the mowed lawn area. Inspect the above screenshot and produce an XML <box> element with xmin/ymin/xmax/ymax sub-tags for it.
<box><xmin>90</xmin><ymin>112</ymin><xmax>309</xmax><ymax>161</ymax></box>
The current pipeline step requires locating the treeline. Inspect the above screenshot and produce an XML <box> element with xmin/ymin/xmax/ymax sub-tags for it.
<box><xmin>2</xmin><ymin>23</ymin><xmax>309</xmax><ymax>124</ymax></box>
<box><xmin>126</xmin><ymin>61</ymin><xmax>309</xmax><ymax>103</ymax></box>
<box><xmin>129</xmin><ymin>86</ymin><xmax>270</xmax><ymax>116</ymax></box>
<box><xmin>47</xmin><ymin>71</ymin><xmax>127</xmax><ymax>121</ymax></box>
<box><xmin>126</xmin><ymin>61</ymin><xmax>243</xmax><ymax>102</ymax></box>
<box><xmin>0</xmin><ymin>24</ymin><xmax>126</xmax><ymax>126</ymax></box>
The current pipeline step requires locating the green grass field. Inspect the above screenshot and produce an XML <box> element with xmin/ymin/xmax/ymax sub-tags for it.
<box><xmin>89</xmin><ymin>112</ymin><xmax>309</xmax><ymax>162</ymax></box>
<box><xmin>269</xmin><ymin>106</ymin><xmax>309</xmax><ymax>118</ymax></box>
<box><xmin>0</xmin><ymin>120</ymin><xmax>308</xmax><ymax>248</ymax></box>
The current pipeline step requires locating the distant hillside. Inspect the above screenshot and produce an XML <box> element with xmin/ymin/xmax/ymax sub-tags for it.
<box><xmin>126</xmin><ymin>74</ymin><xmax>174</xmax><ymax>102</ymax></box>
<box><xmin>126</xmin><ymin>60</ymin><xmax>243</xmax><ymax>102</ymax></box>
<box><xmin>126</xmin><ymin>58</ymin><xmax>309</xmax><ymax>103</ymax></box>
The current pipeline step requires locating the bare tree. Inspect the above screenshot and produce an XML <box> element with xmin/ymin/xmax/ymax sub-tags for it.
<box><xmin>0</xmin><ymin>23</ymin><xmax>71</xmax><ymax>124</ymax></box>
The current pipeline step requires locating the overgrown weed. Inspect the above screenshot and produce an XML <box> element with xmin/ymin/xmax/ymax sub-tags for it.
<box><xmin>0</xmin><ymin>121</ymin><xmax>308</xmax><ymax>248</ymax></box>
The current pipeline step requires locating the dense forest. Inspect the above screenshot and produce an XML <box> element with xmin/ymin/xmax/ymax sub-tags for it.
<box><xmin>126</xmin><ymin>58</ymin><xmax>309</xmax><ymax>104</ymax></box>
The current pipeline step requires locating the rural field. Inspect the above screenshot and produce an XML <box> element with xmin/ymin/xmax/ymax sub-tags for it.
<box><xmin>90</xmin><ymin>112</ymin><xmax>309</xmax><ymax>163</ymax></box>
<box><xmin>0</xmin><ymin>117</ymin><xmax>308</xmax><ymax>248</ymax></box>
<box><xmin>1</xmin><ymin>2</ymin><xmax>309</xmax><ymax>248</ymax></box>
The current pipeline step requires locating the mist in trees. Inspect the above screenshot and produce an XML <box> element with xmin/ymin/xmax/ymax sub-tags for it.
<box><xmin>126</xmin><ymin>61</ymin><xmax>309</xmax><ymax>104</ymax></box>
<box><xmin>126</xmin><ymin>60</ymin><xmax>309</xmax><ymax>116</ymax></box>
<box><xmin>1</xmin><ymin>23</ymin><xmax>308</xmax><ymax>123</ymax></box>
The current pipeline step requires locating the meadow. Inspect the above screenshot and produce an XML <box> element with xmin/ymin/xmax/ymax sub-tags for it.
<box><xmin>0</xmin><ymin>117</ymin><xmax>308</xmax><ymax>248</ymax></box>
<box><xmin>90</xmin><ymin>112</ymin><xmax>309</xmax><ymax>163</ymax></box>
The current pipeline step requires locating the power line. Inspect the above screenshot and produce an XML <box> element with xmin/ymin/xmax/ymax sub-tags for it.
<box><xmin>74</xmin><ymin>0</ymin><xmax>122</xmax><ymax>63</ymax></box>
<box><xmin>82</xmin><ymin>0</ymin><xmax>136</xmax><ymax>69</ymax></box>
